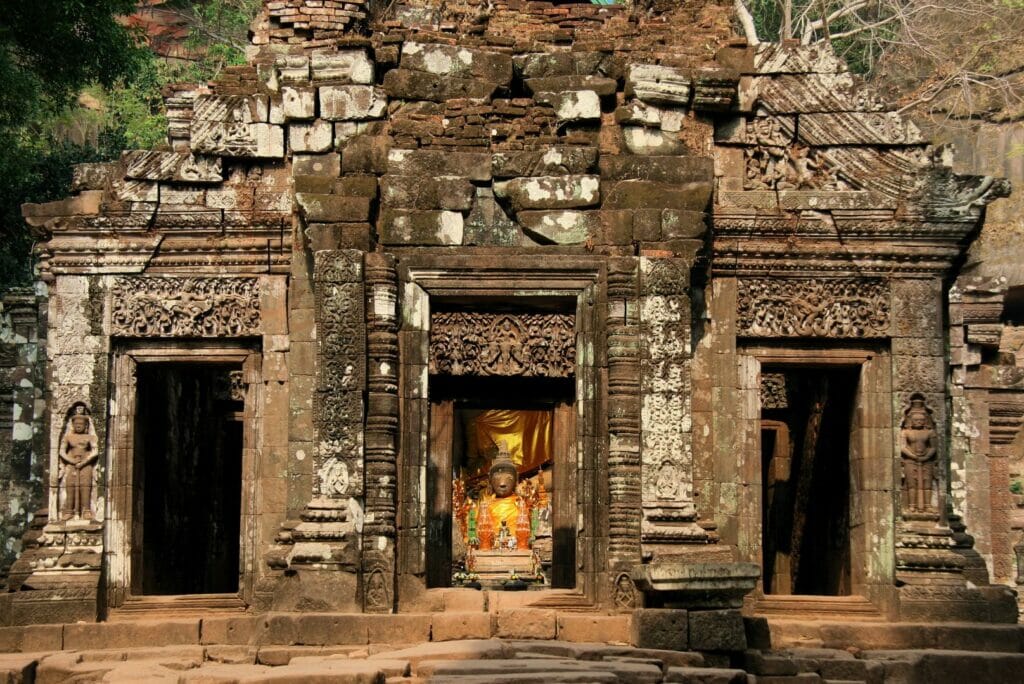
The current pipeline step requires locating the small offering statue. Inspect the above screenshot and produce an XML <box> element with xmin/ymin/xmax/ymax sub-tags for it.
<box><xmin>900</xmin><ymin>394</ymin><xmax>938</xmax><ymax>513</ymax></box>
<box><xmin>59</xmin><ymin>404</ymin><xmax>98</xmax><ymax>520</ymax></box>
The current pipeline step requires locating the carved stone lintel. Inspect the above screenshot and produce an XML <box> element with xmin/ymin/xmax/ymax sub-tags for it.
<box><xmin>429</xmin><ymin>312</ymin><xmax>575</xmax><ymax>378</ymax></box>
<box><xmin>737</xmin><ymin>278</ymin><xmax>890</xmax><ymax>338</ymax></box>
<box><xmin>110</xmin><ymin>277</ymin><xmax>261</xmax><ymax>337</ymax></box>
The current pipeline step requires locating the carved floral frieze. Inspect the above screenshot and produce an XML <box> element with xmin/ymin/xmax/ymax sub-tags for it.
<box><xmin>737</xmin><ymin>278</ymin><xmax>890</xmax><ymax>338</ymax></box>
<box><xmin>110</xmin><ymin>277</ymin><xmax>261</xmax><ymax>337</ymax></box>
<box><xmin>429</xmin><ymin>312</ymin><xmax>575</xmax><ymax>378</ymax></box>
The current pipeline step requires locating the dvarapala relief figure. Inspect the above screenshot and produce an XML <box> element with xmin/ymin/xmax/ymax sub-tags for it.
<box><xmin>901</xmin><ymin>393</ymin><xmax>937</xmax><ymax>513</ymax></box>
<box><xmin>59</xmin><ymin>403</ymin><xmax>99</xmax><ymax>520</ymax></box>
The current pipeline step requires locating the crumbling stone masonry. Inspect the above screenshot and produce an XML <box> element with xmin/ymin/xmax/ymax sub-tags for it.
<box><xmin>1</xmin><ymin>0</ymin><xmax>1019</xmax><ymax>643</ymax></box>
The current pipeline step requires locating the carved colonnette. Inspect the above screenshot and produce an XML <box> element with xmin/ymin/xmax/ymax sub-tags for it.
<box><xmin>605</xmin><ymin>259</ymin><xmax>642</xmax><ymax>592</ymax></box>
<box><xmin>362</xmin><ymin>253</ymin><xmax>399</xmax><ymax>612</ymax></box>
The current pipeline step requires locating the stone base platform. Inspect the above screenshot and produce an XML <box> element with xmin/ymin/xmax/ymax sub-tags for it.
<box><xmin>3</xmin><ymin>636</ymin><xmax>1024</xmax><ymax>683</ymax></box>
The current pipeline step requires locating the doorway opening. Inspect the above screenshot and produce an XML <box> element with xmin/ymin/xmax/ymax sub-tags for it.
<box><xmin>761</xmin><ymin>366</ymin><xmax>859</xmax><ymax>596</ymax></box>
<box><xmin>132</xmin><ymin>363</ymin><xmax>244</xmax><ymax>596</ymax></box>
<box><xmin>427</xmin><ymin>375</ymin><xmax>576</xmax><ymax>589</ymax></box>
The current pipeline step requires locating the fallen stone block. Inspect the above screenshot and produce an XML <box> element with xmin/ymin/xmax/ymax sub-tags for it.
<box><xmin>518</xmin><ymin>210</ymin><xmax>597</xmax><ymax>245</ymax></box>
<box><xmin>623</xmin><ymin>126</ymin><xmax>685</xmax><ymax>155</ymax></box>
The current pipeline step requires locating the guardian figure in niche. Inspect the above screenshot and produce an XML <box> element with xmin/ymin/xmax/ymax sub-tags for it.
<box><xmin>901</xmin><ymin>394</ymin><xmax>938</xmax><ymax>513</ymax></box>
<box><xmin>59</xmin><ymin>403</ymin><xmax>98</xmax><ymax>520</ymax></box>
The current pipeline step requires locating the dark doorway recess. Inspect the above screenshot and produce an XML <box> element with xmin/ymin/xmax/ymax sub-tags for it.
<box><xmin>133</xmin><ymin>363</ymin><xmax>243</xmax><ymax>595</ymax></box>
<box><xmin>761</xmin><ymin>366</ymin><xmax>859</xmax><ymax>596</ymax></box>
<box><xmin>427</xmin><ymin>374</ymin><xmax>576</xmax><ymax>589</ymax></box>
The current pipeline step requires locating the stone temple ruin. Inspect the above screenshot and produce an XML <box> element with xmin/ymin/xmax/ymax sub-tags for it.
<box><xmin>2</xmin><ymin>0</ymin><xmax>1024</xmax><ymax>677</ymax></box>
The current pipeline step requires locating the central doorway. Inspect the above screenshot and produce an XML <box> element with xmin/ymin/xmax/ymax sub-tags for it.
<box><xmin>132</xmin><ymin>363</ymin><xmax>244</xmax><ymax>596</ymax></box>
<box><xmin>760</xmin><ymin>366</ymin><xmax>859</xmax><ymax>596</ymax></box>
<box><xmin>427</xmin><ymin>375</ymin><xmax>576</xmax><ymax>589</ymax></box>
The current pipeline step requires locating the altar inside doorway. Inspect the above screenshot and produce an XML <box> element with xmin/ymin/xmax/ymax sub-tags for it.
<box><xmin>426</xmin><ymin>376</ymin><xmax>576</xmax><ymax>590</ymax></box>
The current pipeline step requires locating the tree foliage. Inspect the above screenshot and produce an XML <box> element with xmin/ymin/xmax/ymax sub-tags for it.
<box><xmin>734</xmin><ymin>1</ymin><xmax>1024</xmax><ymax>118</ymax></box>
<box><xmin>0</xmin><ymin>1</ymin><xmax>261</xmax><ymax>292</ymax></box>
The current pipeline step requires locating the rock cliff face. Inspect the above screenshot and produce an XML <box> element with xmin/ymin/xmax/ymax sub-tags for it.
<box><xmin>2</xmin><ymin>0</ymin><xmax>1018</xmax><ymax>630</ymax></box>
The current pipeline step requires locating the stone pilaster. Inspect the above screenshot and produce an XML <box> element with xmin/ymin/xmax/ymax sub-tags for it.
<box><xmin>639</xmin><ymin>258</ymin><xmax>708</xmax><ymax>552</ymax></box>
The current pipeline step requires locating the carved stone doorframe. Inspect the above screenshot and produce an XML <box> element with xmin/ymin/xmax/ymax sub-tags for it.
<box><xmin>737</xmin><ymin>344</ymin><xmax>895</xmax><ymax>616</ymax></box>
<box><xmin>396</xmin><ymin>256</ymin><xmax>603</xmax><ymax>605</ymax></box>
<box><xmin>105</xmin><ymin>342</ymin><xmax>262</xmax><ymax>611</ymax></box>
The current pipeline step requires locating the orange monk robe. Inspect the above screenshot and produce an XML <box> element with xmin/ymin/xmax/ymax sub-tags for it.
<box><xmin>478</xmin><ymin>494</ymin><xmax>526</xmax><ymax>539</ymax></box>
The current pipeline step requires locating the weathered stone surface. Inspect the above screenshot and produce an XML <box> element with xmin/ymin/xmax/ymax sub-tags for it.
<box><xmin>319</xmin><ymin>86</ymin><xmax>387</xmax><ymax>120</ymax></box>
<box><xmin>798</xmin><ymin>112</ymin><xmax>923</xmax><ymax>145</ymax></box>
<box><xmin>631</xmin><ymin>609</ymin><xmax>688</xmax><ymax>651</ymax></box>
<box><xmin>626</xmin><ymin>64</ymin><xmax>692</xmax><ymax>106</ymax></box>
<box><xmin>289</xmin><ymin>121</ymin><xmax>334</xmax><ymax>153</ymax></box>
<box><xmin>600</xmin><ymin>156</ymin><xmax>713</xmax><ymax>184</ymax></box>
<box><xmin>492</xmin><ymin>147</ymin><xmax>598</xmax><ymax>178</ymax></box>
<box><xmin>387</xmin><ymin>149</ymin><xmax>491</xmax><ymax>181</ymax></box>
<box><xmin>494</xmin><ymin>609</ymin><xmax>557</xmax><ymax>640</ymax></box>
<box><xmin>282</xmin><ymin>87</ymin><xmax>316</xmax><ymax>119</ymax></box>
<box><xmin>432</xmin><ymin>613</ymin><xmax>494</xmax><ymax>642</ymax></box>
<box><xmin>535</xmin><ymin>90</ymin><xmax>601</xmax><ymax>121</ymax></box>
<box><xmin>379</xmin><ymin>209</ymin><xmax>464</xmax><ymax>246</ymax></box>
<box><xmin>524</xmin><ymin>76</ymin><xmax>617</xmax><ymax>96</ymax></box>
<box><xmin>623</xmin><ymin>127</ymin><xmax>685</xmax><ymax>156</ymax></box>
<box><xmin>383</xmin><ymin>69</ymin><xmax>497</xmax><ymax>102</ymax></box>
<box><xmin>310</xmin><ymin>50</ymin><xmax>374</xmax><ymax>83</ymax></box>
<box><xmin>518</xmin><ymin>210</ymin><xmax>598</xmax><ymax>245</ymax></box>
<box><xmin>401</xmin><ymin>42</ymin><xmax>512</xmax><ymax>85</ymax></box>
<box><xmin>688</xmin><ymin>610</ymin><xmax>747</xmax><ymax>652</ymax></box>
<box><xmin>514</xmin><ymin>52</ymin><xmax>621</xmax><ymax>80</ymax></box>
<box><xmin>604</xmin><ymin>180</ymin><xmax>711</xmax><ymax>210</ymax></box>
<box><xmin>295</xmin><ymin>193</ymin><xmax>371</xmax><ymax>222</ymax></box>
<box><xmin>616</xmin><ymin>101</ymin><xmax>686</xmax><ymax>132</ymax></box>
<box><xmin>380</xmin><ymin>175</ymin><xmax>475</xmax><ymax>211</ymax></box>
<box><xmin>494</xmin><ymin>175</ymin><xmax>600</xmax><ymax>211</ymax></box>
<box><xmin>664</xmin><ymin>666</ymin><xmax>748</xmax><ymax>683</ymax></box>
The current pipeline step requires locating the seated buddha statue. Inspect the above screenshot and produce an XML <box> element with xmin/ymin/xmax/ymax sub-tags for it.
<box><xmin>475</xmin><ymin>443</ymin><xmax>531</xmax><ymax>551</ymax></box>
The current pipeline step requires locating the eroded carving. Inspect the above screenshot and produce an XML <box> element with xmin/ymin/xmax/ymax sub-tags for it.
<box><xmin>59</xmin><ymin>403</ymin><xmax>98</xmax><ymax>521</ymax></box>
<box><xmin>744</xmin><ymin>143</ymin><xmax>849</xmax><ymax>191</ymax></box>
<box><xmin>110</xmin><ymin>277</ymin><xmax>261</xmax><ymax>337</ymax></box>
<box><xmin>761</xmin><ymin>373</ymin><xmax>788</xmax><ymax>409</ymax></box>
<box><xmin>901</xmin><ymin>393</ymin><xmax>938</xmax><ymax>513</ymax></box>
<box><xmin>429</xmin><ymin>312</ymin><xmax>575</xmax><ymax>378</ymax></box>
<box><xmin>737</xmin><ymin>278</ymin><xmax>890</xmax><ymax>338</ymax></box>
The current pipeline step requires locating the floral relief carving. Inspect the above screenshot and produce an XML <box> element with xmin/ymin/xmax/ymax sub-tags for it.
<box><xmin>110</xmin><ymin>277</ymin><xmax>260</xmax><ymax>337</ymax></box>
<box><xmin>737</xmin><ymin>278</ymin><xmax>890</xmax><ymax>338</ymax></box>
<box><xmin>429</xmin><ymin>312</ymin><xmax>575</xmax><ymax>378</ymax></box>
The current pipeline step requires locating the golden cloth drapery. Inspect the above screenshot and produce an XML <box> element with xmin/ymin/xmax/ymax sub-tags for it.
<box><xmin>472</xmin><ymin>409</ymin><xmax>552</xmax><ymax>474</ymax></box>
